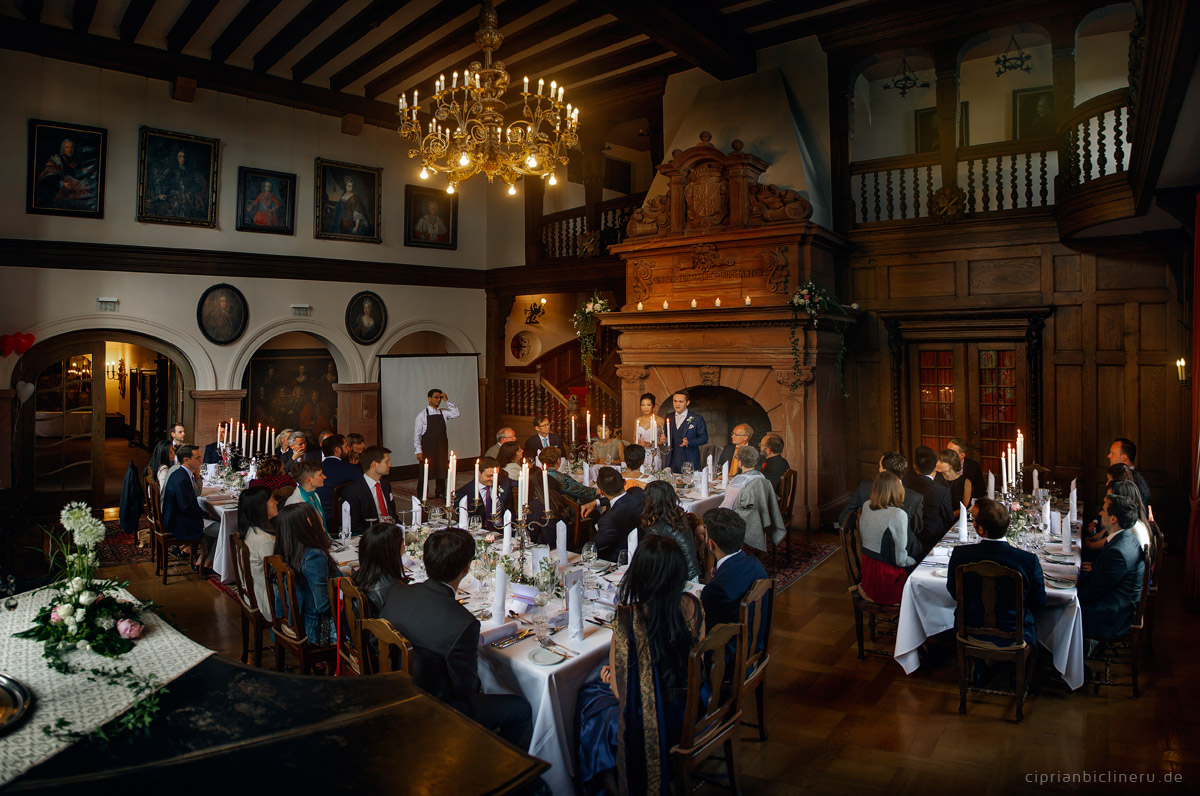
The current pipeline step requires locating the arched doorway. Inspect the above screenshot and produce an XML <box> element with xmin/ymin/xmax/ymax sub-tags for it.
<box><xmin>658</xmin><ymin>386</ymin><xmax>772</xmax><ymax>463</ymax></box>
<box><xmin>13</xmin><ymin>330</ymin><xmax>197</xmax><ymax>510</ymax></box>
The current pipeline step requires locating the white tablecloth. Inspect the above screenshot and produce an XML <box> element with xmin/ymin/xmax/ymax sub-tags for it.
<box><xmin>0</xmin><ymin>586</ymin><xmax>213</xmax><ymax>786</ymax></box>
<box><xmin>894</xmin><ymin>542</ymin><xmax>1085</xmax><ymax>690</ymax></box>
<box><xmin>199</xmin><ymin>490</ymin><xmax>238</xmax><ymax>583</ymax></box>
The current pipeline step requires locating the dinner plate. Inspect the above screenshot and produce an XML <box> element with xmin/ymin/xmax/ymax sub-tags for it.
<box><xmin>931</xmin><ymin>568</ymin><xmax>948</xmax><ymax>579</ymax></box>
<box><xmin>0</xmin><ymin>673</ymin><xmax>33</xmax><ymax>735</ymax></box>
<box><xmin>1045</xmin><ymin>577</ymin><xmax>1076</xmax><ymax>589</ymax></box>
<box><xmin>528</xmin><ymin>647</ymin><xmax>564</xmax><ymax>666</ymax></box>
<box><xmin>1042</xmin><ymin>554</ymin><xmax>1074</xmax><ymax>564</ymax></box>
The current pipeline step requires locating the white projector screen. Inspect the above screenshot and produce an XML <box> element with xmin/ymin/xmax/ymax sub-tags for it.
<box><xmin>379</xmin><ymin>354</ymin><xmax>482</xmax><ymax>467</ymax></box>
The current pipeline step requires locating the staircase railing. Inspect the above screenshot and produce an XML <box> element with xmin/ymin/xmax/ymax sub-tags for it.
<box><xmin>1059</xmin><ymin>87</ymin><xmax>1131</xmax><ymax>194</ymax></box>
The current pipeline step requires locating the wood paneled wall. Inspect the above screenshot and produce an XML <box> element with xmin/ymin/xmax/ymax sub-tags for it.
<box><xmin>843</xmin><ymin>217</ymin><xmax>1190</xmax><ymax>532</ymax></box>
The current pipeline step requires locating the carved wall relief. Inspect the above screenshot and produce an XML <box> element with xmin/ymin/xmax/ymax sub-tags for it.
<box><xmin>626</xmin><ymin>194</ymin><xmax>671</xmax><ymax>238</ymax></box>
<box><xmin>748</xmin><ymin>183</ymin><xmax>813</xmax><ymax>224</ymax></box>
<box><xmin>762</xmin><ymin>246</ymin><xmax>791</xmax><ymax>295</ymax></box>
<box><xmin>699</xmin><ymin>365</ymin><xmax>721</xmax><ymax>386</ymax></box>
<box><xmin>632</xmin><ymin>261</ymin><xmax>654</xmax><ymax>301</ymax></box>
<box><xmin>684</xmin><ymin>163</ymin><xmax>728</xmax><ymax>228</ymax></box>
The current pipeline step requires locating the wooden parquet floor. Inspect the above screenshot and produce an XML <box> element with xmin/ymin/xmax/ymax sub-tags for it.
<box><xmin>101</xmin><ymin>530</ymin><xmax>1200</xmax><ymax>795</ymax></box>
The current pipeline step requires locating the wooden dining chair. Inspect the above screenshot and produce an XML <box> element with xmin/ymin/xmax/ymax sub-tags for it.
<box><xmin>229</xmin><ymin>532</ymin><xmax>272</xmax><ymax>668</ymax></box>
<box><xmin>839</xmin><ymin>515</ymin><xmax>900</xmax><ymax>659</ymax></box>
<box><xmin>953</xmin><ymin>561</ymin><xmax>1035</xmax><ymax>722</ymax></box>
<box><xmin>671</xmin><ymin>621</ymin><xmax>746</xmax><ymax>795</ymax></box>
<box><xmin>263</xmin><ymin>554</ymin><xmax>337</xmax><ymax>675</ymax></box>
<box><xmin>769</xmin><ymin>469</ymin><xmax>799</xmax><ymax>569</ymax></box>
<box><xmin>1143</xmin><ymin>522</ymin><xmax>1165</xmax><ymax>652</ymax></box>
<box><xmin>360</xmin><ymin>618</ymin><xmax>415</xmax><ymax>675</ymax></box>
<box><xmin>146</xmin><ymin>472</ymin><xmax>199</xmax><ymax>585</ymax></box>
<box><xmin>1086</xmin><ymin>544</ymin><xmax>1151</xmax><ymax>698</ymax></box>
<box><xmin>329</xmin><ymin>577</ymin><xmax>370</xmax><ymax>675</ymax></box>
<box><xmin>738</xmin><ymin>578</ymin><xmax>775</xmax><ymax>741</ymax></box>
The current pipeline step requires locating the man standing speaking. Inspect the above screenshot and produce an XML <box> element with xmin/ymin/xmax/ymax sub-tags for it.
<box><xmin>415</xmin><ymin>388</ymin><xmax>459</xmax><ymax>500</ymax></box>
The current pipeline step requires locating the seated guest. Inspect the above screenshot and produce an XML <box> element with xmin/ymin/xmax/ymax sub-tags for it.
<box><xmin>380</xmin><ymin>529</ymin><xmax>532</xmax><ymax>747</ymax></box>
<box><xmin>248</xmin><ymin>456</ymin><xmax>296</xmax><ymax>498</ymax></box>
<box><xmin>496</xmin><ymin>441</ymin><xmax>524</xmax><ymax>481</ymax></box>
<box><xmin>284</xmin><ymin>431</ymin><xmax>309</xmax><ymax>474</ymax></box>
<box><xmin>523</xmin><ymin>416</ymin><xmax>564</xmax><ymax>463</ymax></box>
<box><xmin>592</xmin><ymin>467</ymin><xmax>645</xmax><ymax>562</ymax></box>
<box><xmin>163</xmin><ymin>445</ymin><xmax>219</xmax><ymax>569</ymax></box>
<box><xmin>640</xmin><ymin>480</ymin><xmax>702</xmax><ymax>580</ymax></box>
<box><xmin>576</xmin><ymin>535</ymin><xmax>702</xmax><ymax>795</ymax></box>
<box><xmin>285</xmin><ymin>461</ymin><xmax>326</xmax><ymax>529</ymax></box>
<box><xmin>699</xmin><ymin>508</ymin><xmax>769</xmax><ymax>629</ymax></box>
<box><xmin>903</xmin><ymin>446</ymin><xmax>954</xmax><ymax>552</ymax></box>
<box><xmin>354</xmin><ymin>521</ymin><xmax>409</xmax><ymax>612</ymax></box>
<box><xmin>540</xmin><ymin>446</ymin><xmax>597</xmax><ymax>503</ymax></box>
<box><xmin>343</xmin><ymin>446</ymin><xmax>396</xmax><ymax>534</ymax></box>
<box><xmin>620</xmin><ymin>443</ymin><xmax>647</xmax><ymax>490</ymax></box>
<box><xmin>841</xmin><ymin>452</ymin><xmax>925</xmax><ymax>555</ymax></box>
<box><xmin>1107</xmin><ymin>437</ymin><xmax>1151</xmax><ymax>510</ymax></box>
<box><xmin>237</xmin><ymin>486</ymin><xmax>278</xmax><ymax>621</ymax></box>
<box><xmin>316</xmin><ymin>431</ymin><xmax>333</xmax><ymax>460</ymax></box>
<box><xmin>274</xmin><ymin>503</ymin><xmax>338</xmax><ymax>644</ymax></box>
<box><xmin>148</xmin><ymin>439</ymin><xmax>175</xmax><ymax>494</ymax></box>
<box><xmin>484</xmin><ymin>427</ymin><xmax>517</xmax><ymax>459</ymax></box>
<box><xmin>344</xmin><ymin>432</ymin><xmax>366</xmax><ymax>465</ymax></box>
<box><xmin>947</xmin><ymin>437</ymin><xmax>986</xmax><ymax>503</ymax></box>
<box><xmin>592</xmin><ymin>423</ymin><xmax>624</xmax><ymax>465</ymax></box>
<box><xmin>720</xmin><ymin>446</ymin><xmax>785</xmax><ymax>551</ymax></box>
<box><xmin>758</xmin><ymin>432</ymin><xmax>790</xmax><ymax>489</ymax></box>
<box><xmin>203</xmin><ymin>423</ymin><xmax>227</xmax><ymax>464</ymax></box>
<box><xmin>317</xmin><ymin>434</ymin><xmax>362</xmax><ymax>528</ymax></box>
<box><xmin>1085</xmin><ymin>479</ymin><xmax>1152</xmax><ymax>553</ymax></box>
<box><xmin>934</xmin><ymin>447</ymin><xmax>972</xmax><ymax>520</ymax></box>
<box><xmin>858</xmin><ymin>471</ymin><xmax>916</xmax><ymax>604</ymax></box>
<box><xmin>717</xmin><ymin>424</ymin><xmax>754</xmax><ymax>474</ymax></box>
<box><xmin>274</xmin><ymin>428</ymin><xmax>294</xmax><ymax>461</ymax></box>
<box><xmin>946</xmin><ymin>498</ymin><xmax>1046</xmax><ymax>645</ymax></box>
<box><xmin>1079</xmin><ymin>493</ymin><xmax>1146</xmax><ymax>640</ymax></box>
<box><xmin>455</xmin><ymin>456</ymin><xmax>513</xmax><ymax>530</ymax></box>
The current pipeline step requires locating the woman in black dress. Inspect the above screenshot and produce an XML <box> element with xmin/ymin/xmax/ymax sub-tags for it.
<box><xmin>934</xmin><ymin>448</ymin><xmax>972</xmax><ymax>520</ymax></box>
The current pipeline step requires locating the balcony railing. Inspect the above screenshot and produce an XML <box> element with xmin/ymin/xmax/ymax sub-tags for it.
<box><xmin>958</xmin><ymin>137</ymin><xmax>1058</xmax><ymax>215</ymax></box>
<box><xmin>1060</xmin><ymin>88</ymin><xmax>1131</xmax><ymax>193</ymax></box>
<box><xmin>540</xmin><ymin>192</ymin><xmax>646</xmax><ymax>260</ymax></box>
<box><xmin>851</xmin><ymin>152</ymin><xmax>942</xmax><ymax>224</ymax></box>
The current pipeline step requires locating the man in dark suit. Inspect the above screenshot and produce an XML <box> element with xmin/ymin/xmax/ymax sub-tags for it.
<box><xmin>455</xmin><ymin>456</ymin><xmax>514</xmax><ymax>531</ymax></box>
<box><xmin>903</xmin><ymin>446</ymin><xmax>955</xmax><ymax>552</ymax></box>
<box><xmin>202</xmin><ymin>424</ymin><xmax>226</xmax><ymax>465</ymax></box>
<box><xmin>342</xmin><ymin>446</ymin><xmax>396</xmax><ymax>534</ymax></box>
<box><xmin>665</xmin><ymin>390</ymin><xmax>708</xmax><ymax>471</ymax></box>
<box><xmin>379</xmin><ymin>528</ymin><xmax>532</xmax><ymax>748</ymax></box>
<box><xmin>316</xmin><ymin>434</ymin><xmax>362</xmax><ymax>529</ymax></box>
<box><xmin>1107</xmin><ymin>437</ymin><xmax>1152</xmax><ymax>510</ymax></box>
<box><xmin>947</xmin><ymin>498</ymin><xmax>1046</xmax><ymax>645</ymax></box>
<box><xmin>758</xmin><ymin>432</ymin><xmax>790</xmax><ymax>490</ymax></box>
<box><xmin>1079</xmin><ymin>493</ymin><xmax>1146</xmax><ymax>640</ymax></box>
<box><xmin>522</xmin><ymin>416</ymin><xmax>564</xmax><ymax>463</ymax></box>
<box><xmin>592</xmin><ymin>467</ymin><xmax>644</xmax><ymax>561</ymax></box>
<box><xmin>717</xmin><ymin>424</ymin><xmax>753</xmax><ymax>475</ymax></box>
<box><xmin>841</xmin><ymin>451</ymin><xmax>925</xmax><ymax>560</ymax></box>
<box><xmin>161</xmin><ymin>445</ymin><xmax>218</xmax><ymax>568</ymax></box>
<box><xmin>700</xmin><ymin>508</ymin><xmax>770</xmax><ymax>642</ymax></box>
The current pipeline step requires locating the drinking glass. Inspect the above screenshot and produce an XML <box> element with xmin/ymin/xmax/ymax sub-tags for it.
<box><xmin>616</xmin><ymin>550</ymin><xmax>629</xmax><ymax>569</ymax></box>
<box><xmin>533</xmin><ymin>591</ymin><xmax>551</xmax><ymax>641</ymax></box>
<box><xmin>581</xmin><ymin>542</ymin><xmax>598</xmax><ymax>568</ymax></box>
<box><xmin>471</xmin><ymin>559</ymin><xmax>491</xmax><ymax>605</ymax></box>
<box><xmin>468</xmin><ymin>515</ymin><xmax>483</xmax><ymax>535</ymax></box>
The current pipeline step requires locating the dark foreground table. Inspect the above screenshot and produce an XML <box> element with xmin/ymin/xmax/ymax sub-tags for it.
<box><xmin>9</xmin><ymin>656</ymin><xmax>547</xmax><ymax>794</ymax></box>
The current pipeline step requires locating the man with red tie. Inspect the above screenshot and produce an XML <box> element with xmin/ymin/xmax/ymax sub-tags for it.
<box><xmin>343</xmin><ymin>446</ymin><xmax>397</xmax><ymax>534</ymax></box>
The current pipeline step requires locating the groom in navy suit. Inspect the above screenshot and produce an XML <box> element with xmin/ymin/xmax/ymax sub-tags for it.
<box><xmin>665</xmin><ymin>389</ymin><xmax>708</xmax><ymax>472</ymax></box>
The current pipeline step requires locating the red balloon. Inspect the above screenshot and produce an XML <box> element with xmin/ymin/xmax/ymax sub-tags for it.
<box><xmin>0</xmin><ymin>335</ymin><xmax>12</xmax><ymax>357</ymax></box>
<box><xmin>14</xmin><ymin>332</ymin><xmax>34</xmax><ymax>354</ymax></box>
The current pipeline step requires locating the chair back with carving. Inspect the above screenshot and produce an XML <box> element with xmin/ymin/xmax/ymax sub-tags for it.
<box><xmin>739</xmin><ymin>578</ymin><xmax>774</xmax><ymax>685</ymax></box>
<box><xmin>840</xmin><ymin>514</ymin><xmax>863</xmax><ymax>588</ymax></box>
<box><xmin>684</xmin><ymin>512</ymin><xmax>714</xmax><ymax>582</ymax></box>
<box><xmin>229</xmin><ymin>532</ymin><xmax>259</xmax><ymax>614</ymax></box>
<box><xmin>953</xmin><ymin>561</ymin><xmax>1026</xmax><ymax>649</ymax></box>
<box><xmin>1131</xmin><ymin>544</ymin><xmax>1152</xmax><ymax>630</ymax></box>
<box><xmin>264</xmin><ymin>555</ymin><xmax>306</xmax><ymax>643</ymax></box>
<box><xmin>330</xmin><ymin>577</ymin><xmax>370</xmax><ymax>674</ymax></box>
<box><xmin>677</xmin><ymin>622</ymin><xmax>746</xmax><ymax>752</ymax></box>
<box><xmin>778</xmin><ymin>469</ymin><xmax>798</xmax><ymax>526</ymax></box>
<box><xmin>361</xmin><ymin>618</ymin><xmax>415</xmax><ymax>674</ymax></box>
<box><xmin>143</xmin><ymin>473</ymin><xmax>163</xmax><ymax>534</ymax></box>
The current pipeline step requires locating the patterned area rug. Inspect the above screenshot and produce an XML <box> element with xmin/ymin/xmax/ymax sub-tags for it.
<box><xmin>97</xmin><ymin>521</ymin><xmax>155</xmax><ymax>566</ymax></box>
<box><xmin>766</xmin><ymin>541</ymin><xmax>840</xmax><ymax>593</ymax></box>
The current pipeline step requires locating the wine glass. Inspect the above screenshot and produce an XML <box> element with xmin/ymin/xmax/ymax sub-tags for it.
<box><xmin>616</xmin><ymin>550</ymin><xmax>629</xmax><ymax>569</ymax></box>
<box><xmin>471</xmin><ymin>558</ymin><xmax>492</xmax><ymax>604</ymax></box>
<box><xmin>681</xmin><ymin>462</ymin><xmax>694</xmax><ymax>486</ymax></box>
<box><xmin>581</xmin><ymin>542</ymin><xmax>598</xmax><ymax>569</ymax></box>
<box><xmin>533</xmin><ymin>591</ymin><xmax>551</xmax><ymax>641</ymax></box>
<box><xmin>468</xmin><ymin>515</ymin><xmax>483</xmax><ymax>535</ymax></box>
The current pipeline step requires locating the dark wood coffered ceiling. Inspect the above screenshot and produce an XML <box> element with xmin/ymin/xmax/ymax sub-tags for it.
<box><xmin>0</xmin><ymin>0</ymin><xmax>862</xmax><ymax>130</ymax></box>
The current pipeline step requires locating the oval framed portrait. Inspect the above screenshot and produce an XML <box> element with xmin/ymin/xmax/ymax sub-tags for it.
<box><xmin>346</xmin><ymin>290</ymin><xmax>387</xmax><ymax>346</ymax></box>
<box><xmin>196</xmin><ymin>283</ymin><xmax>248</xmax><ymax>345</ymax></box>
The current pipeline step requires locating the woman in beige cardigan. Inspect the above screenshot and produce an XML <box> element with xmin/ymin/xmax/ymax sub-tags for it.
<box><xmin>237</xmin><ymin>486</ymin><xmax>279</xmax><ymax>621</ymax></box>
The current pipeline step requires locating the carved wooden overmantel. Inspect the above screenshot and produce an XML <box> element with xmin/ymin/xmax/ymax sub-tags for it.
<box><xmin>602</xmin><ymin>134</ymin><xmax>854</xmax><ymax>528</ymax></box>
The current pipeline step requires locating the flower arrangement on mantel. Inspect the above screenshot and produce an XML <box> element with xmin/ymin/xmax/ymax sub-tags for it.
<box><xmin>787</xmin><ymin>279</ymin><xmax>850</xmax><ymax>397</ymax></box>
<box><xmin>14</xmin><ymin>502</ymin><xmax>166</xmax><ymax>739</ymax></box>
<box><xmin>571</xmin><ymin>292</ymin><xmax>611</xmax><ymax>381</ymax></box>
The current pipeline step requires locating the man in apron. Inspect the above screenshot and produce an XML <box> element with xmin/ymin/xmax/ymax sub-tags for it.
<box><xmin>414</xmin><ymin>388</ymin><xmax>459</xmax><ymax>502</ymax></box>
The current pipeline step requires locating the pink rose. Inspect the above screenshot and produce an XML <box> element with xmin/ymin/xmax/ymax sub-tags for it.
<box><xmin>1010</xmin><ymin>502</ymin><xmax>1021</xmax><ymax>512</ymax></box>
<box><xmin>50</xmin><ymin>607</ymin><xmax>61</xmax><ymax>623</ymax></box>
<box><xmin>117</xmin><ymin>619</ymin><xmax>143</xmax><ymax>640</ymax></box>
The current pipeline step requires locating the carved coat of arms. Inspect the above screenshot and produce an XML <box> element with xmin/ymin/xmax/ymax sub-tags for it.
<box><xmin>684</xmin><ymin>164</ymin><xmax>727</xmax><ymax>228</ymax></box>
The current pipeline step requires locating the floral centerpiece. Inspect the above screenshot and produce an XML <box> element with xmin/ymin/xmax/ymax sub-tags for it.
<box><xmin>501</xmin><ymin>554</ymin><xmax>564</xmax><ymax>598</ymax></box>
<box><xmin>1005</xmin><ymin>493</ymin><xmax>1041</xmax><ymax>542</ymax></box>
<box><xmin>571</xmin><ymin>291</ymin><xmax>610</xmax><ymax>381</ymax></box>
<box><xmin>786</xmin><ymin>279</ymin><xmax>850</xmax><ymax>397</ymax></box>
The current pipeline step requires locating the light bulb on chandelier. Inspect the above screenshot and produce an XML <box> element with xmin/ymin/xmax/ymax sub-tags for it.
<box><xmin>447</xmin><ymin>184</ymin><xmax>456</xmax><ymax>194</ymax></box>
<box><xmin>548</xmin><ymin>173</ymin><xmax>557</xmax><ymax>186</ymax></box>
<box><xmin>459</xmin><ymin>153</ymin><xmax>470</xmax><ymax>167</ymax></box>
<box><xmin>420</xmin><ymin>167</ymin><xmax>428</xmax><ymax>179</ymax></box>
<box><xmin>507</xmin><ymin>184</ymin><xmax>516</xmax><ymax>195</ymax></box>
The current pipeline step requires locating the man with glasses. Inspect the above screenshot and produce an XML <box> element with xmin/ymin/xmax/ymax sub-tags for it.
<box><xmin>718</xmin><ymin>423</ymin><xmax>754</xmax><ymax>475</ymax></box>
<box><xmin>522</xmin><ymin>415</ymin><xmax>563</xmax><ymax>463</ymax></box>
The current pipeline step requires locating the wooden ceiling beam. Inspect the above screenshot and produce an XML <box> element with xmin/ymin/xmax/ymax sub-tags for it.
<box><xmin>493</xmin><ymin>20</ymin><xmax>633</xmax><ymax>94</ymax></box>
<box><xmin>120</xmin><ymin>0</ymin><xmax>156</xmax><ymax>44</ymax></box>
<box><xmin>72</xmin><ymin>0</ymin><xmax>98</xmax><ymax>33</ymax></box>
<box><xmin>167</xmin><ymin>0</ymin><xmax>222</xmax><ymax>53</ymax></box>
<box><xmin>291</xmin><ymin>0</ymin><xmax>411</xmax><ymax>83</ymax></box>
<box><xmin>567</xmin><ymin>57</ymin><xmax>684</xmax><ymax>118</ymax></box>
<box><xmin>593</xmin><ymin>0</ymin><xmax>755</xmax><ymax>80</ymax></box>
<box><xmin>726</xmin><ymin>0</ymin><xmax>842</xmax><ymax>31</ymax></box>
<box><xmin>210</xmin><ymin>0</ymin><xmax>283</xmax><ymax>63</ymax></box>
<box><xmin>550</xmin><ymin>40</ymin><xmax>665</xmax><ymax>89</ymax></box>
<box><xmin>253</xmin><ymin>0</ymin><xmax>350</xmax><ymax>73</ymax></box>
<box><xmin>361</xmin><ymin>0</ymin><xmax>548</xmax><ymax>99</ymax></box>
<box><xmin>330</xmin><ymin>0</ymin><xmax>479</xmax><ymax>91</ymax></box>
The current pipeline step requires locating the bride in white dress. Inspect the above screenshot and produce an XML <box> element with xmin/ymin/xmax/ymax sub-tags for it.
<box><xmin>633</xmin><ymin>392</ymin><xmax>664</xmax><ymax>472</ymax></box>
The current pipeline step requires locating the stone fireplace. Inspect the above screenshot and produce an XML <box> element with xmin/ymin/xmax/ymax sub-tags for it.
<box><xmin>603</xmin><ymin>134</ymin><xmax>854</xmax><ymax>528</ymax></box>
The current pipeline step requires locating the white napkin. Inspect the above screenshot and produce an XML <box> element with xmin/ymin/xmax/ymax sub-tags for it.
<box><xmin>1032</xmin><ymin>468</ymin><xmax>1039</xmax><ymax>493</ymax></box>
<box><xmin>479</xmin><ymin>621</ymin><xmax>518</xmax><ymax>646</ymax></box>
<box><xmin>508</xmin><ymin>582</ymin><xmax>539</xmax><ymax>614</ymax></box>
<box><xmin>987</xmin><ymin>471</ymin><xmax>995</xmax><ymax>500</ymax></box>
<box><xmin>721</xmin><ymin>461</ymin><xmax>729</xmax><ymax>490</ymax></box>
<box><xmin>490</xmin><ymin>566</ymin><xmax>509</xmax><ymax>626</ymax></box>
<box><xmin>1041</xmin><ymin>499</ymin><xmax>1051</xmax><ymax>530</ymax></box>
<box><xmin>1061</xmin><ymin>517</ymin><xmax>1072</xmax><ymax>554</ymax></box>
<box><xmin>1050</xmin><ymin>510</ymin><xmax>1061</xmax><ymax>537</ymax></box>
<box><xmin>627</xmin><ymin>527</ymin><xmax>639</xmax><ymax>560</ymax></box>
<box><xmin>568</xmin><ymin>582</ymin><xmax>584</xmax><ymax>642</ymax></box>
<box><xmin>707</xmin><ymin>454</ymin><xmax>714</xmax><ymax>479</ymax></box>
<box><xmin>458</xmin><ymin>495</ymin><xmax>469</xmax><ymax>529</ymax></box>
<box><xmin>1068</xmin><ymin>479</ymin><xmax>1078</xmax><ymax>524</ymax></box>
<box><xmin>556</xmin><ymin>520</ymin><xmax>568</xmax><ymax>565</ymax></box>
<box><xmin>341</xmin><ymin>502</ymin><xmax>351</xmax><ymax>537</ymax></box>
<box><xmin>1042</xmin><ymin>561</ymin><xmax>1079</xmax><ymax>579</ymax></box>
<box><xmin>697</xmin><ymin>469</ymin><xmax>709</xmax><ymax>498</ymax></box>
<box><xmin>411</xmin><ymin>495</ymin><xmax>422</xmax><ymax>525</ymax></box>
<box><xmin>957</xmin><ymin>506</ymin><xmax>968</xmax><ymax>542</ymax></box>
<box><xmin>582</xmin><ymin>465</ymin><xmax>591</xmax><ymax>488</ymax></box>
<box><xmin>530</xmin><ymin>545</ymin><xmax>549</xmax><ymax>575</ymax></box>
<box><xmin>247</xmin><ymin>463</ymin><xmax>257</xmax><ymax>481</ymax></box>
<box><xmin>502</xmin><ymin>511</ymin><xmax>513</xmax><ymax>555</ymax></box>
<box><xmin>206</xmin><ymin>463</ymin><xmax>218</xmax><ymax>479</ymax></box>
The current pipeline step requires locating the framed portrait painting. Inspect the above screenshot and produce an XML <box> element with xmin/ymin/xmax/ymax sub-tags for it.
<box><xmin>247</xmin><ymin>349</ymin><xmax>338</xmax><ymax>437</ymax></box>
<box><xmin>345</xmin><ymin>291</ymin><xmax>387</xmax><ymax>346</ymax></box>
<box><xmin>27</xmin><ymin>119</ymin><xmax>107</xmax><ymax>218</ymax></box>
<box><xmin>315</xmin><ymin>158</ymin><xmax>381</xmax><ymax>243</ymax></box>
<box><xmin>236</xmin><ymin>166</ymin><xmax>296</xmax><ymax>235</ymax></box>
<box><xmin>404</xmin><ymin>184</ymin><xmax>458</xmax><ymax>250</ymax></box>
<box><xmin>196</xmin><ymin>283</ymin><xmax>248</xmax><ymax>345</ymax></box>
<box><xmin>137</xmin><ymin>127</ymin><xmax>219</xmax><ymax>227</ymax></box>
<box><xmin>1012</xmin><ymin>86</ymin><xmax>1055</xmax><ymax>140</ymax></box>
<box><xmin>914</xmin><ymin>102</ymin><xmax>969</xmax><ymax>153</ymax></box>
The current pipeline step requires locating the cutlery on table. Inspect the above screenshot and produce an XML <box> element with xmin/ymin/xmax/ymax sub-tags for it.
<box><xmin>537</xmin><ymin>637</ymin><xmax>573</xmax><ymax>659</ymax></box>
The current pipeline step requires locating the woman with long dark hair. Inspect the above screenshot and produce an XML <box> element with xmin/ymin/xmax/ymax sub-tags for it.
<box><xmin>237</xmin><ymin>486</ymin><xmax>278</xmax><ymax>621</ymax></box>
<box><xmin>576</xmin><ymin>535</ymin><xmax>702</xmax><ymax>795</ymax></box>
<box><xmin>354</xmin><ymin>522</ymin><xmax>409</xmax><ymax>612</ymax></box>
<box><xmin>149</xmin><ymin>439</ymin><xmax>175</xmax><ymax>492</ymax></box>
<box><xmin>633</xmin><ymin>392</ymin><xmax>662</xmax><ymax>471</ymax></box>
<box><xmin>640</xmin><ymin>480</ymin><xmax>701</xmax><ymax>580</ymax></box>
<box><xmin>274</xmin><ymin>503</ymin><xmax>338</xmax><ymax>643</ymax></box>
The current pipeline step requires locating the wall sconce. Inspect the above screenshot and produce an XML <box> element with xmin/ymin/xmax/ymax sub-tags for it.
<box><xmin>1177</xmin><ymin>357</ymin><xmax>1188</xmax><ymax>385</ymax></box>
<box><xmin>106</xmin><ymin>358</ymin><xmax>127</xmax><ymax>398</ymax></box>
<box><xmin>525</xmin><ymin>297</ymin><xmax>547</xmax><ymax>325</ymax></box>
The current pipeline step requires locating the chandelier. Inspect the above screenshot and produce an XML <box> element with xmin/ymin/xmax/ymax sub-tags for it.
<box><xmin>994</xmin><ymin>34</ymin><xmax>1032</xmax><ymax>77</ymax></box>
<box><xmin>882</xmin><ymin>56</ymin><xmax>929</xmax><ymax>98</ymax></box>
<box><xmin>397</xmin><ymin>1</ymin><xmax>580</xmax><ymax>196</ymax></box>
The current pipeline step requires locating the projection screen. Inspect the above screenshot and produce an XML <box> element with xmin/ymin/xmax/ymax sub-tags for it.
<box><xmin>378</xmin><ymin>353</ymin><xmax>482</xmax><ymax>467</ymax></box>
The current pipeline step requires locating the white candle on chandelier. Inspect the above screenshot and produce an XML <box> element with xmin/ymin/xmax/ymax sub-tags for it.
<box><xmin>475</xmin><ymin>73</ymin><xmax>480</xmax><ymax>88</ymax></box>
<box><xmin>542</xmin><ymin>463</ymin><xmax>550</xmax><ymax>512</ymax></box>
<box><xmin>558</xmin><ymin>86</ymin><xmax>564</xmax><ymax>102</ymax></box>
<box><xmin>523</xmin><ymin>75</ymin><xmax>529</xmax><ymax>94</ymax></box>
<box><xmin>452</xmin><ymin>71</ymin><xmax>458</xmax><ymax>88</ymax></box>
<box><xmin>550</xmin><ymin>81</ymin><xmax>556</xmax><ymax>98</ymax></box>
<box><xmin>537</xmin><ymin>77</ymin><xmax>544</xmax><ymax>95</ymax></box>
